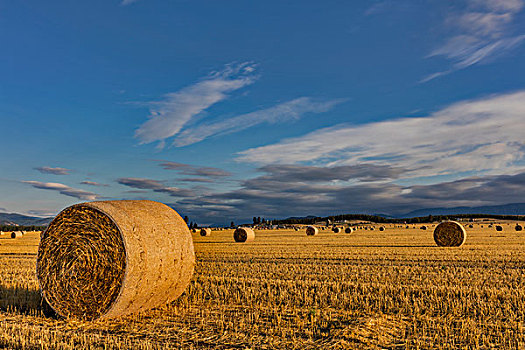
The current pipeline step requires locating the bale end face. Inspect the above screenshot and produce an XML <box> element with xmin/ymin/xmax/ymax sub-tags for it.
<box><xmin>433</xmin><ymin>221</ymin><xmax>466</xmax><ymax>247</ymax></box>
<box><xmin>234</xmin><ymin>227</ymin><xmax>255</xmax><ymax>242</ymax></box>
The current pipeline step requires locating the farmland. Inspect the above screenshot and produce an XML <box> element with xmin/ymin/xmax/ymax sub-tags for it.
<box><xmin>1</xmin><ymin>223</ymin><xmax>524</xmax><ymax>349</ymax></box>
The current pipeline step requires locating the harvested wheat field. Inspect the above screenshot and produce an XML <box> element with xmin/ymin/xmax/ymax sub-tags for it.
<box><xmin>1</xmin><ymin>222</ymin><xmax>525</xmax><ymax>349</ymax></box>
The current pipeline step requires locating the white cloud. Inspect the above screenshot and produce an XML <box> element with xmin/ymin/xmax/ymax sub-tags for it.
<box><xmin>22</xmin><ymin>181</ymin><xmax>98</xmax><ymax>201</ymax></box>
<box><xmin>237</xmin><ymin>90</ymin><xmax>525</xmax><ymax>179</ymax></box>
<box><xmin>424</xmin><ymin>0</ymin><xmax>524</xmax><ymax>81</ymax></box>
<box><xmin>135</xmin><ymin>62</ymin><xmax>257</xmax><ymax>146</ymax></box>
<box><xmin>172</xmin><ymin>97</ymin><xmax>345</xmax><ymax>147</ymax></box>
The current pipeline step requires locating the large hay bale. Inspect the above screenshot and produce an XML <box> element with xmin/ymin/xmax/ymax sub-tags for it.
<box><xmin>36</xmin><ymin>200</ymin><xmax>195</xmax><ymax>321</ymax></box>
<box><xmin>11</xmin><ymin>231</ymin><xmax>23</xmax><ymax>238</ymax></box>
<box><xmin>200</xmin><ymin>228</ymin><xmax>212</xmax><ymax>237</ymax></box>
<box><xmin>515</xmin><ymin>224</ymin><xmax>523</xmax><ymax>231</ymax></box>
<box><xmin>379</xmin><ymin>226</ymin><xmax>385</xmax><ymax>231</ymax></box>
<box><xmin>332</xmin><ymin>227</ymin><xmax>341</xmax><ymax>233</ymax></box>
<box><xmin>495</xmin><ymin>225</ymin><xmax>503</xmax><ymax>231</ymax></box>
<box><xmin>234</xmin><ymin>227</ymin><xmax>255</xmax><ymax>242</ymax></box>
<box><xmin>433</xmin><ymin>221</ymin><xmax>466</xmax><ymax>247</ymax></box>
<box><xmin>305</xmin><ymin>226</ymin><xmax>318</xmax><ymax>236</ymax></box>
<box><xmin>344</xmin><ymin>227</ymin><xmax>353</xmax><ymax>234</ymax></box>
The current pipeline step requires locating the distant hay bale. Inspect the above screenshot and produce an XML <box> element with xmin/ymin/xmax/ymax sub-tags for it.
<box><xmin>379</xmin><ymin>226</ymin><xmax>385</xmax><ymax>231</ymax></box>
<box><xmin>200</xmin><ymin>228</ymin><xmax>212</xmax><ymax>237</ymax></box>
<box><xmin>495</xmin><ymin>225</ymin><xmax>503</xmax><ymax>231</ymax></box>
<box><xmin>420</xmin><ymin>226</ymin><xmax>427</xmax><ymax>230</ymax></box>
<box><xmin>234</xmin><ymin>227</ymin><xmax>255</xmax><ymax>242</ymax></box>
<box><xmin>332</xmin><ymin>227</ymin><xmax>341</xmax><ymax>233</ymax></box>
<box><xmin>515</xmin><ymin>224</ymin><xmax>523</xmax><ymax>231</ymax></box>
<box><xmin>433</xmin><ymin>221</ymin><xmax>466</xmax><ymax>247</ymax></box>
<box><xmin>369</xmin><ymin>227</ymin><xmax>375</xmax><ymax>231</ymax></box>
<box><xmin>344</xmin><ymin>227</ymin><xmax>353</xmax><ymax>234</ymax></box>
<box><xmin>191</xmin><ymin>228</ymin><xmax>196</xmax><ymax>233</ymax></box>
<box><xmin>36</xmin><ymin>200</ymin><xmax>195</xmax><ymax>321</ymax></box>
<box><xmin>11</xmin><ymin>231</ymin><xmax>23</xmax><ymax>238</ymax></box>
<box><xmin>305</xmin><ymin>226</ymin><xmax>318</xmax><ymax>236</ymax></box>
<box><xmin>468</xmin><ymin>224</ymin><xmax>473</xmax><ymax>228</ymax></box>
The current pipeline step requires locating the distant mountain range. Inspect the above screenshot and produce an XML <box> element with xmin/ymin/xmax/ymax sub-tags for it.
<box><xmin>0</xmin><ymin>213</ymin><xmax>53</xmax><ymax>226</ymax></box>
<box><xmin>398</xmin><ymin>202</ymin><xmax>525</xmax><ymax>218</ymax></box>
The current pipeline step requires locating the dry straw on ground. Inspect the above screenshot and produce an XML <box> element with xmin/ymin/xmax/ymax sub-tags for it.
<box><xmin>433</xmin><ymin>221</ymin><xmax>466</xmax><ymax>247</ymax></box>
<box><xmin>305</xmin><ymin>226</ymin><xmax>318</xmax><ymax>236</ymax></box>
<box><xmin>200</xmin><ymin>228</ymin><xmax>212</xmax><ymax>237</ymax></box>
<box><xmin>36</xmin><ymin>200</ymin><xmax>195</xmax><ymax>321</ymax></box>
<box><xmin>234</xmin><ymin>227</ymin><xmax>255</xmax><ymax>242</ymax></box>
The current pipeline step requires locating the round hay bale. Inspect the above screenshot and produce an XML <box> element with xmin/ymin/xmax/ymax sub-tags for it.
<box><xmin>305</xmin><ymin>226</ymin><xmax>318</xmax><ymax>236</ymax></box>
<box><xmin>420</xmin><ymin>226</ymin><xmax>427</xmax><ymax>230</ymax></box>
<box><xmin>200</xmin><ymin>228</ymin><xmax>212</xmax><ymax>237</ymax></box>
<box><xmin>515</xmin><ymin>224</ymin><xmax>523</xmax><ymax>231</ymax></box>
<box><xmin>495</xmin><ymin>225</ymin><xmax>503</xmax><ymax>231</ymax></box>
<box><xmin>433</xmin><ymin>221</ymin><xmax>466</xmax><ymax>247</ymax></box>
<box><xmin>379</xmin><ymin>226</ymin><xmax>385</xmax><ymax>231</ymax></box>
<box><xmin>191</xmin><ymin>228</ymin><xmax>196</xmax><ymax>233</ymax></box>
<box><xmin>332</xmin><ymin>227</ymin><xmax>341</xmax><ymax>233</ymax></box>
<box><xmin>11</xmin><ymin>231</ymin><xmax>23</xmax><ymax>238</ymax></box>
<box><xmin>36</xmin><ymin>200</ymin><xmax>195</xmax><ymax>321</ymax></box>
<box><xmin>234</xmin><ymin>227</ymin><xmax>255</xmax><ymax>242</ymax></box>
<box><xmin>344</xmin><ymin>227</ymin><xmax>353</xmax><ymax>234</ymax></box>
<box><xmin>369</xmin><ymin>227</ymin><xmax>375</xmax><ymax>231</ymax></box>
<box><xmin>468</xmin><ymin>224</ymin><xmax>473</xmax><ymax>228</ymax></box>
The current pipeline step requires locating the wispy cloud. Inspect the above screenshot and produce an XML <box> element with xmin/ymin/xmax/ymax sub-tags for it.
<box><xmin>172</xmin><ymin>97</ymin><xmax>345</xmax><ymax>147</ymax></box>
<box><xmin>80</xmin><ymin>181</ymin><xmax>109</xmax><ymax>187</ymax></box>
<box><xmin>117</xmin><ymin>177</ymin><xmax>195</xmax><ymax>197</ymax></box>
<box><xmin>35</xmin><ymin>166</ymin><xmax>71</xmax><ymax>175</ymax></box>
<box><xmin>22</xmin><ymin>181</ymin><xmax>98</xmax><ymax>200</ymax></box>
<box><xmin>157</xmin><ymin>161</ymin><xmax>231</xmax><ymax>178</ymax></box>
<box><xmin>121</xmin><ymin>0</ymin><xmax>140</xmax><ymax>6</ymax></box>
<box><xmin>135</xmin><ymin>62</ymin><xmax>257</xmax><ymax>147</ymax></box>
<box><xmin>27</xmin><ymin>209</ymin><xmax>57</xmax><ymax>217</ymax></box>
<box><xmin>424</xmin><ymin>0</ymin><xmax>524</xmax><ymax>81</ymax></box>
<box><xmin>238</xmin><ymin>90</ymin><xmax>525</xmax><ymax>178</ymax></box>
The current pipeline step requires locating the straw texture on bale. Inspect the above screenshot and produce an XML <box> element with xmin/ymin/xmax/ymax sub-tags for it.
<box><xmin>496</xmin><ymin>225</ymin><xmax>503</xmax><ymax>231</ymax></box>
<box><xmin>200</xmin><ymin>228</ymin><xmax>212</xmax><ymax>237</ymax></box>
<box><xmin>234</xmin><ymin>227</ymin><xmax>255</xmax><ymax>242</ymax></box>
<box><xmin>344</xmin><ymin>227</ymin><xmax>353</xmax><ymax>234</ymax></box>
<box><xmin>305</xmin><ymin>226</ymin><xmax>318</xmax><ymax>236</ymax></box>
<box><xmin>515</xmin><ymin>224</ymin><xmax>523</xmax><ymax>231</ymax></box>
<box><xmin>11</xmin><ymin>231</ymin><xmax>23</xmax><ymax>238</ymax></box>
<box><xmin>36</xmin><ymin>200</ymin><xmax>195</xmax><ymax>321</ymax></box>
<box><xmin>433</xmin><ymin>221</ymin><xmax>466</xmax><ymax>247</ymax></box>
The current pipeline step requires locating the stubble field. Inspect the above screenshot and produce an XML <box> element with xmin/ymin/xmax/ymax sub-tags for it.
<box><xmin>1</xmin><ymin>222</ymin><xmax>524</xmax><ymax>349</ymax></box>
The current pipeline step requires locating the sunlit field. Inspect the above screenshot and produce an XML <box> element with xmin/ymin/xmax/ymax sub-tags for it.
<box><xmin>1</xmin><ymin>222</ymin><xmax>524</xmax><ymax>349</ymax></box>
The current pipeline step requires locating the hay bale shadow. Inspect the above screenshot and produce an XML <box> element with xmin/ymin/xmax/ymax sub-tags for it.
<box><xmin>0</xmin><ymin>285</ymin><xmax>57</xmax><ymax>318</ymax></box>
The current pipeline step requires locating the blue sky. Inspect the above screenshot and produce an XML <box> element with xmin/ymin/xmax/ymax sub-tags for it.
<box><xmin>1</xmin><ymin>0</ymin><xmax>525</xmax><ymax>225</ymax></box>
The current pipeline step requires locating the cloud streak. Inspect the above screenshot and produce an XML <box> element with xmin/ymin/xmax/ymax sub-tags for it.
<box><xmin>157</xmin><ymin>161</ymin><xmax>231</xmax><ymax>178</ymax></box>
<box><xmin>35</xmin><ymin>166</ymin><xmax>71</xmax><ymax>175</ymax></box>
<box><xmin>173</xmin><ymin>97</ymin><xmax>345</xmax><ymax>147</ymax></box>
<box><xmin>237</xmin><ymin>90</ymin><xmax>525</xmax><ymax>178</ymax></box>
<box><xmin>80</xmin><ymin>181</ymin><xmax>109</xmax><ymax>187</ymax></box>
<box><xmin>135</xmin><ymin>62</ymin><xmax>257</xmax><ymax>147</ymax></box>
<box><xmin>22</xmin><ymin>181</ymin><xmax>98</xmax><ymax>200</ymax></box>
<box><xmin>117</xmin><ymin>177</ymin><xmax>195</xmax><ymax>197</ymax></box>
<box><xmin>424</xmin><ymin>0</ymin><xmax>524</xmax><ymax>81</ymax></box>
